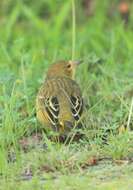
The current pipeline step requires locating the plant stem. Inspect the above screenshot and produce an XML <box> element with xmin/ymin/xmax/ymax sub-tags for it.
<box><xmin>72</xmin><ymin>0</ymin><xmax>76</xmax><ymax>60</ymax></box>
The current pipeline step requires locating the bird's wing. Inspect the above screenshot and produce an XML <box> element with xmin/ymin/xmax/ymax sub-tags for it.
<box><xmin>37</xmin><ymin>77</ymin><xmax>84</xmax><ymax>127</ymax></box>
<box><xmin>67</xmin><ymin>79</ymin><xmax>84</xmax><ymax>122</ymax></box>
<box><xmin>44</xmin><ymin>96</ymin><xmax>59</xmax><ymax>126</ymax></box>
<box><xmin>53</xmin><ymin>77</ymin><xmax>84</xmax><ymax>122</ymax></box>
<box><xmin>37</xmin><ymin>81</ymin><xmax>60</xmax><ymax>126</ymax></box>
<box><xmin>70</xmin><ymin>95</ymin><xmax>83</xmax><ymax>121</ymax></box>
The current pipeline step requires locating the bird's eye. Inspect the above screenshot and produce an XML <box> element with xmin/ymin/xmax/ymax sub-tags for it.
<box><xmin>67</xmin><ymin>64</ymin><xmax>71</xmax><ymax>69</ymax></box>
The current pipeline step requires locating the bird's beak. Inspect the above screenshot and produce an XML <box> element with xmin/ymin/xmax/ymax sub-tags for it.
<box><xmin>68</xmin><ymin>60</ymin><xmax>83</xmax><ymax>79</ymax></box>
<box><xmin>74</xmin><ymin>60</ymin><xmax>83</xmax><ymax>65</ymax></box>
<box><xmin>69</xmin><ymin>60</ymin><xmax>83</xmax><ymax>66</ymax></box>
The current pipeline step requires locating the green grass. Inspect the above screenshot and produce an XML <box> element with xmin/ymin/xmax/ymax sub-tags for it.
<box><xmin>0</xmin><ymin>0</ymin><xmax>133</xmax><ymax>189</ymax></box>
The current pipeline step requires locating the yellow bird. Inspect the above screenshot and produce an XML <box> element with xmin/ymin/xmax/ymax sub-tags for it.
<box><xmin>36</xmin><ymin>60</ymin><xmax>84</xmax><ymax>134</ymax></box>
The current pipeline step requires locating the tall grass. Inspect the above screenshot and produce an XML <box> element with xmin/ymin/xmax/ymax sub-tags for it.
<box><xmin>0</xmin><ymin>0</ymin><xmax>133</xmax><ymax>189</ymax></box>
<box><xmin>71</xmin><ymin>0</ymin><xmax>76</xmax><ymax>60</ymax></box>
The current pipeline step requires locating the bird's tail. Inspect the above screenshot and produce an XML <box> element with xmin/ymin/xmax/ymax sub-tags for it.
<box><xmin>58</xmin><ymin>98</ymin><xmax>74</xmax><ymax>132</ymax></box>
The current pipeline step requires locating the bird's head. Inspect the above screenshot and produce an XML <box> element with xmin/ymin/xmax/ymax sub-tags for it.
<box><xmin>46</xmin><ymin>60</ymin><xmax>82</xmax><ymax>79</ymax></box>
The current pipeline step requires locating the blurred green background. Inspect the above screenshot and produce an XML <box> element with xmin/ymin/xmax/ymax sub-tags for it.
<box><xmin>0</xmin><ymin>1</ymin><xmax>133</xmax><ymax>189</ymax></box>
<box><xmin>1</xmin><ymin>0</ymin><xmax>133</xmax><ymax>126</ymax></box>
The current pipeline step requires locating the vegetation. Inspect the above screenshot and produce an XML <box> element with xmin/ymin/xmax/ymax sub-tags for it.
<box><xmin>0</xmin><ymin>0</ymin><xmax>133</xmax><ymax>189</ymax></box>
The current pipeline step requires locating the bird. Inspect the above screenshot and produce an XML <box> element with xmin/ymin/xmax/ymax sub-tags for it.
<box><xmin>36</xmin><ymin>60</ymin><xmax>84</xmax><ymax>135</ymax></box>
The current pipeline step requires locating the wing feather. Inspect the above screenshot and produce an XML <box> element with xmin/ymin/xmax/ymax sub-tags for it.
<box><xmin>45</xmin><ymin>96</ymin><xmax>60</xmax><ymax>125</ymax></box>
<box><xmin>70</xmin><ymin>95</ymin><xmax>83</xmax><ymax>121</ymax></box>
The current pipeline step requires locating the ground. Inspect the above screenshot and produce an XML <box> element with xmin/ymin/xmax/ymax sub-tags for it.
<box><xmin>0</xmin><ymin>0</ymin><xmax>133</xmax><ymax>189</ymax></box>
